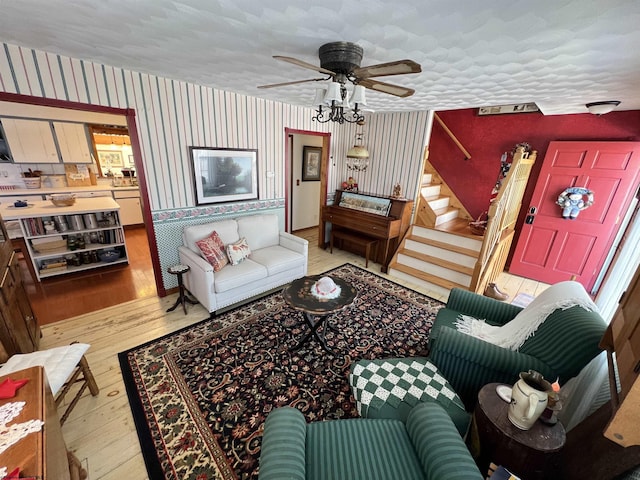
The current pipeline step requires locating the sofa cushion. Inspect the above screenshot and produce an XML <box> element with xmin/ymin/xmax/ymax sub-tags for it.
<box><xmin>226</xmin><ymin>237</ymin><xmax>251</xmax><ymax>265</ymax></box>
<box><xmin>196</xmin><ymin>230</ymin><xmax>229</xmax><ymax>272</ymax></box>
<box><xmin>306</xmin><ymin>418</ymin><xmax>424</xmax><ymax>480</ymax></box>
<box><xmin>249</xmin><ymin>245</ymin><xmax>305</xmax><ymax>275</ymax></box>
<box><xmin>183</xmin><ymin>219</ymin><xmax>239</xmax><ymax>254</ymax></box>
<box><xmin>237</xmin><ymin>214</ymin><xmax>279</xmax><ymax>251</ymax></box>
<box><xmin>213</xmin><ymin>259</ymin><xmax>267</xmax><ymax>293</ymax></box>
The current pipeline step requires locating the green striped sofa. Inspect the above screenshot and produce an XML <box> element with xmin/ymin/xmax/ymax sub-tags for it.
<box><xmin>258</xmin><ymin>402</ymin><xmax>482</xmax><ymax>480</ymax></box>
<box><xmin>428</xmin><ymin>288</ymin><xmax>607</xmax><ymax>409</ymax></box>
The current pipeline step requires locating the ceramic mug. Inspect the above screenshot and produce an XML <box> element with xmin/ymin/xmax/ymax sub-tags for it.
<box><xmin>508</xmin><ymin>370</ymin><xmax>551</xmax><ymax>430</ymax></box>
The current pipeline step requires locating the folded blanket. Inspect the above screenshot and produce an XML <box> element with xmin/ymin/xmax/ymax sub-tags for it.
<box><xmin>454</xmin><ymin>281</ymin><xmax>598</xmax><ymax>351</ymax></box>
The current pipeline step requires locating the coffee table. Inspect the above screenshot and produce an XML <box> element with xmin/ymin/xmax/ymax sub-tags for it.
<box><xmin>282</xmin><ymin>275</ymin><xmax>357</xmax><ymax>352</ymax></box>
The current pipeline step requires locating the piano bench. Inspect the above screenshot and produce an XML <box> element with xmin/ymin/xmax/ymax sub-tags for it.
<box><xmin>330</xmin><ymin>229</ymin><xmax>378</xmax><ymax>268</ymax></box>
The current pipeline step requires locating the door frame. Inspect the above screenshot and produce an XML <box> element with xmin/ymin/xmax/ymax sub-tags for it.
<box><xmin>284</xmin><ymin>128</ymin><xmax>330</xmax><ymax>247</ymax></box>
<box><xmin>0</xmin><ymin>92</ymin><xmax>164</xmax><ymax>295</ymax></box>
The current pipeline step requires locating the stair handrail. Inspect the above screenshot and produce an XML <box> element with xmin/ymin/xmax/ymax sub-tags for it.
<box><xmin>471</xmin><ymin>146</ymin><xmax>537</xmax><ymax>292</ymax></box>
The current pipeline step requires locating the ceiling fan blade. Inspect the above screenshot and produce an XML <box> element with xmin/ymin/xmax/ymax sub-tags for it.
<box><xmin>358</xmin><ymin>78</ymin><xmax>415</xmax><ymax>98</ymax></box>
<box><xmin>273</xmin><ymin>56</ymin><xmax>336</xmax><ymax>75</ymax></box>
<box><xmin>352</xmin><ymin>60</ymin><xmax>421</xmax><ymax>79</ymax></box>
<box><xmin>257</xmin><ymin>78</ymin><xmax>326</xmax><ymax>89</ymax></box>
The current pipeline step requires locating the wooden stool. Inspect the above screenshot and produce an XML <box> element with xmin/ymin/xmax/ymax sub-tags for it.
<box><xmin>166</xmin><ymin>264</ymin><xmax>198</xmax><ymax>314</ymax></box>
<box><xmin>330</xmin><ymin>229</ymin><xmax>377</xmax><ymax>267</ymax></box>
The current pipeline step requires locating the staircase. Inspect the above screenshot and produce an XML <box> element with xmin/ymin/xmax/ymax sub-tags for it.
<box><xmin>388</xmin><ymin>223</ymin><xmax>482</xmax><ymax>299</ymax></box>
<box><xmin>416</xmin><ymin>173</ymin><xmax>461</xmax><ymax>226</ymax></box>
<box><xmin>388</xmin><ymin>145</ymin><xmax>537</xmax><ymax>298</ymax></box>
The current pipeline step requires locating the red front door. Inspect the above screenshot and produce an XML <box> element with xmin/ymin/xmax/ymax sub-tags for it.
<box><xmin>509</xmin><ymin>141</ymin><xmax>640</xmax><ymax>291</ymax></box>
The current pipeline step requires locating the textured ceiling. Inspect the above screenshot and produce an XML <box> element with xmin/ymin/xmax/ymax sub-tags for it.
<box><xmin>1</xmin><ymin>0</ymin><xmax>639</xmax><ymax>115</ymax></box>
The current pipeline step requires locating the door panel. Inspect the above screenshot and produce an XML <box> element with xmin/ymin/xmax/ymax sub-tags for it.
<box><xmin>510</xmin><ymin>141</ymin><xmax>640</xmax><ymax>291</ymax></box>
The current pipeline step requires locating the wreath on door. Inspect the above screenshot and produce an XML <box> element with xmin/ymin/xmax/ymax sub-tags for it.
<box><xmin>556</xmin><ymin>187</ymin><xmax>594</xmax><ymax>219</ymax></box>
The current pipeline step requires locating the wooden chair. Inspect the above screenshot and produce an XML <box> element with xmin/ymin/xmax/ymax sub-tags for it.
<box><xmin>0</xmin><ymin>342</ymin><xmax>99</xmax><ymax>424</ymax></box>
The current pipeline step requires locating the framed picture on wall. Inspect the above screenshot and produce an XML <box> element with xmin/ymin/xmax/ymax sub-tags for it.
<box><xmin>302</xmin><ymin>146</ymin><xmax>321</xmax><ymax>181</ymax></box>
<box><xmin>97</xmin><ymin>150</ymin><xmax>124</xmax><ymax>167</ymax></box>
<box><xmin>189</xmin><ymin>147</ymin><xmax>259</xmax><ymax>205</ymax></box>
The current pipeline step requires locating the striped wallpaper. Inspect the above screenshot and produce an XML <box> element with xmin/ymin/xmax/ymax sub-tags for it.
<box><xmin>0</xmin><ymin>41</ymin><xmax>430</xmax><ymax>290</ymax></box>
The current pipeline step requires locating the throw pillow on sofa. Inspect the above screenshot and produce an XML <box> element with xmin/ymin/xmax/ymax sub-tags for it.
<box><xmin>227</xmin><ymin>237</ymin><xmax>251</xmax><ymax>265</ymax></box>
<box><xmin>196</xmin><ymin>230</ymin><xmax>229</xmax><ymax>272</ymax></box>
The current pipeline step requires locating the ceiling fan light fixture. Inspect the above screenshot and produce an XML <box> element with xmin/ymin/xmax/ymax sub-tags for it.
<box><xmin>312</xmin><ymin>87</ymin><xmax>327</xmax><ymax>107</ymax></box>
<box><xmin>586</xmin><ymin>101</ymin><xmax>621</xmax><ymax>115</ymax></box>
<box><xmin>350</xmin><ymin>85</ymin><xmax>367</xmax><ymax>106</ymax></box>
<box><xmin>324</xmin><ymin>82</ymin><xmax>342</xmax><ymax>103</ymax></box>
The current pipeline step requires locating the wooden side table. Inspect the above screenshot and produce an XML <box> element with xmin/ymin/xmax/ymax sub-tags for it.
<box><xmin>0</xmin><ymin>366</ymin><xmax>85</xmax><ymax>479</ymax></box>
<box><xmin>166</xmin><ymin>264</ymin><xmax>198</xmax><ymax>314</ymax></box>
<box><xmin>474</xmin><ymin>382</ymin><xmax>566</xmax><ymax>479</ymax></box>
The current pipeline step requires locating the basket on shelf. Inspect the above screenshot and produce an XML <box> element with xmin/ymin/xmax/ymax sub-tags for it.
<box><xmin>49</xmin><ymin>194</ymin><xmax>76</xmax><ymax>207</ymax></box>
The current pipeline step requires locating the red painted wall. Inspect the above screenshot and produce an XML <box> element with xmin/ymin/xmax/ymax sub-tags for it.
<box><xmin>429</xmin><ymin>108</ymin><xmax>640</xmax><ymax>220</ymax></box>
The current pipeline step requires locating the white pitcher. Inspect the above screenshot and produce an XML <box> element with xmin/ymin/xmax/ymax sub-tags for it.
<box><xmin>508</xmin><ymin>370</ymin><xmax>551</xmax><ymax>430</ymax></box>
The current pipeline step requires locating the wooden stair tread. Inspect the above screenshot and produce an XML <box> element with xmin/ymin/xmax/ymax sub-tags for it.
<box><xmin>432</xmin><ymin>206</ymin><xmax>458</xmax><ymax>215</ymax></box>
<box><xmin>434</xmin><ymin>218</ymin><xmax>483</xmax><ymax>239</ymax></box>
<box><xmin>407</xmin><ymin>234</ymin><xmax>480</xmax><ymax>258</ymax></box>
<box><xmin>389</xmin><ymin>262</ymin><xmax>469</xmax><ymax>290</ymax></box>
<box><xmin>398</xmin><ymin>248</ymin><xmax>474</xmax><ymax>275</ymax></box>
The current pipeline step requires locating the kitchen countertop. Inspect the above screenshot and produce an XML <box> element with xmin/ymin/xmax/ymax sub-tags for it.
<box><xmin>0</xmin><ymin>184</ymin><xmax>139</xmax><ymax>196</ymax></box>
<box><xmin>0</xmin><ymin>196</ymin><xmax>121</xmax><ymax>220</ymax></box>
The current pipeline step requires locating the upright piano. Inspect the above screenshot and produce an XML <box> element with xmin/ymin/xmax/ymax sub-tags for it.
<box><xmin>322</xmin><ymin>190</ymin><xmax>413</xmax><ymax>272</ymax></box>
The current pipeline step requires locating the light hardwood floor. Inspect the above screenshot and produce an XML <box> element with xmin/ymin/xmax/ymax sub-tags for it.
<box><xmin>40</xmin><ymin>227</ymin><xmax>548</xmax><ymax>480</ymax></box>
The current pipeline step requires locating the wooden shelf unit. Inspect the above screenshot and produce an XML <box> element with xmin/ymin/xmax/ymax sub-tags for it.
<box><xmin>8</xmin><ymin>197</ymin><xmax>129</xmax><ymax>281</ymax></box>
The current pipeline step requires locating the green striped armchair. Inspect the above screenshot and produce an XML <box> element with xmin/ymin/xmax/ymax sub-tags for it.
<box><xmin>258</xmin><ymin>402</ymin><xmax>482</xmax><ymax>480</ymax></box>
<box><xmin>428</xmin><ymin>288</ymin><xmax>607</xmax><ymax>409</ymax></box>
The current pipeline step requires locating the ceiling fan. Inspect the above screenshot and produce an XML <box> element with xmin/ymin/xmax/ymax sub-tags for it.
<box><xmin>258</xmin><ymin>41</ymin><xmax>422</xmax><ymax>99</ymax></box>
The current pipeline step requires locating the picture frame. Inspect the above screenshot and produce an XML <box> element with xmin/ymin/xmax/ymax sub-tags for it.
<box><xmin>338</xmin><ymin>191</ymin><xmax>392</xmax><ymax>216</ymax></box>
<box><xmin>302</xmin><ymin>146</ymin><xmax>322</xmax><ymax>181</ymax></box>
<box><xmin>128</xmin><ymin>154</ymin><xmax>135</xmax><ymax>167</ymax></box>
<box><xmin>189</xmin><ymin>147</ymin><xmax>259</xmax><ymax>205</ymax></box>
<box><xmin>97</xmin><ymin>150</ymin><xmax>124</xmax><ymax>167</ymax></box>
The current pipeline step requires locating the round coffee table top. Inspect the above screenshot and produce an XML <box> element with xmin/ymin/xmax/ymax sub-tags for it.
<box><xmin>283</xmin><ymin>275</ymin><xmax>357</xmax><ymax>316</ymax></box>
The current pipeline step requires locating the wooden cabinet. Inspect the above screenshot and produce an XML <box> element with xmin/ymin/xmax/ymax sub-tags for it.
<box><xmin>0</xmin><ymin>118</ymin><xmax>93</xmax><ymax>164</ymax></box>
<box><xmin>1</xmin><ymin>118</ymin><xmax>59</xmax><ymax>163</ymax></box>
<box><xmin>600</xmin><ymin>264</ymin><xmax>640</xmax><ymax>447</ymax></box>
<box><xmin>0</xmin><ymin>366</ymin><xmax>81</xmax><ymax>479</ymax></box>
<box><xmin>53</xmin><ymin>121</ymin><xmax>92</xmax><ymax>163</ymax></box>
<box><xmin>113</xmin><ymin>189</ymin><xmax>144</xmax><ymax>225</ymax></box>
<box><xmin>0</xmin><ymin>216</ymin><xmax>40</xmax><ymax>363</ymax></box>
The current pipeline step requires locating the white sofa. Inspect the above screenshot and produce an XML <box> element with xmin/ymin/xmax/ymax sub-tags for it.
<box><xmin>178</xmin><ymin>214</ymin><xmax>308</xmax><ymax>314</ymax></box>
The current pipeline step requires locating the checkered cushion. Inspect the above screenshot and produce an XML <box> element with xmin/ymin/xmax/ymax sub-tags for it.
<box><xmin>349</xmin><ymin>357</ymin><xmax>470</xmax><ymax>436</ymax></box>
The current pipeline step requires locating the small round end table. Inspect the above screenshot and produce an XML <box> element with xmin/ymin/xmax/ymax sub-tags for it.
<box><xmin>166</xmin><ymin>264</ymin><xmax>198</xmax><ymax>314</ymax></box>
<box><xmin>474</xmin><ymin>382</ymin><xmax>566</xmax><ymax>479</ymax></box>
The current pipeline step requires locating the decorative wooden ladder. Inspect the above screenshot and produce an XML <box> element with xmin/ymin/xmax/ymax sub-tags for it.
<box><xmin>388</xmin><ymin>146</ymin><xmax>537</xmax><ymax>298</ymax></box>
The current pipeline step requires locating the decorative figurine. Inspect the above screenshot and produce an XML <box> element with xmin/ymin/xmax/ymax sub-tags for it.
<box><xmin>392</xmin><ymin>183</ymin><xmax>402</xmax><ymax>198</ymax></box>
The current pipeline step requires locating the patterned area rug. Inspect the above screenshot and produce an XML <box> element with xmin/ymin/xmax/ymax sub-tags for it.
<box><xmin>119</xmin><ymin>263</ymin><xmax>444</xmax><ymax>479</ymax></box>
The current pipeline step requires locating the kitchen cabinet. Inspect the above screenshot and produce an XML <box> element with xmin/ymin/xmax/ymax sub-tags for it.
<box><xmin>1</xmin><ymin>118</ymin><xmax>59</xmax><ymax>163</ymax></box>
<box><xmin>0</xmin><ymin>215</ymin><xmax>40</xmax><ymax>363</ymax></box>
<box><xmin>53</xmin><ymin>121</ymin><xmax>93</xmax><ymax>163</ymax></box>
<box><xmin>4</xmin><ymin>197</ymin><xmax>129</xmax><ymax>281</ymax></box>
<box><xmin>113</xmin><ymin>189</ymin><xmax>143</xmax><ymax>225</ymax></box>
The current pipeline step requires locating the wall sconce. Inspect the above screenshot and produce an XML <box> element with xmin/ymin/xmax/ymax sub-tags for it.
<box><xmin>585</xmin><ymin>101</ymin><xmax>621</xmax><ymax>115</ymax></box>
<box><xmin>346</xmin><ymin>132</ymin><xmax>369</xmax><ymax>172</ymax></box>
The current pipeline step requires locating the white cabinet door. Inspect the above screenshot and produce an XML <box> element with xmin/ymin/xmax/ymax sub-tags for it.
<box><xmin>115</xmin><ymin>196</ymin><xmax>143</xmax><ymax>225</ymax></box>
<box><xmin>53</xmin><ymin>122</ymin><xmax>92</xmax><ymax>163</ymax></box>
<box><xmin>1</xmin><ymin>119</ymin><xmax>59</xmax><ymax>163</ymax></box>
